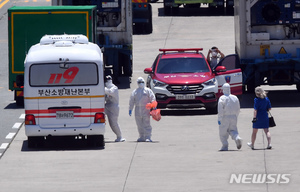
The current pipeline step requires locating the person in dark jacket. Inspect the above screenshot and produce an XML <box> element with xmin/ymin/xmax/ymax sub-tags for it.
<box><xmin>247</xmin><ymin>87</ymin><xmax>272</xmax><ymax>150</ymax></box>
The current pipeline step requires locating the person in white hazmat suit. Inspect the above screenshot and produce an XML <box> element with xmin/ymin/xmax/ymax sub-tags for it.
<box><xmin>218</xmin><ymin>83</ymin><xmax>242</xmax><ymax>151</ymax></box>
<box><xmin>105</xmin><ymin>75</ymin><xmax>125</xmax><ymax>142</ymax></box>
<box><xmin>129</xmin><ymin>77</ymin><xmax>156</xmax><ymax>142</ymax></box>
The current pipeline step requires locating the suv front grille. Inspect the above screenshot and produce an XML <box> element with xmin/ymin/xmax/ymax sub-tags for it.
<box><xmin>166</xmin><ymin>84</ymin><xmax>204</xmax><ymax>94</ymax></box>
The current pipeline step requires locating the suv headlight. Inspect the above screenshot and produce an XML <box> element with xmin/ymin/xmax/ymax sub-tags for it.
<box><xmin>153</xmin><ymin>79</ymin><xmax>167</xmax><ymax>87</ymax></box>
<box><xmin>203</xmin><ymin>78</ymin><xmax>216</xmax><ymax>86</ymax></box>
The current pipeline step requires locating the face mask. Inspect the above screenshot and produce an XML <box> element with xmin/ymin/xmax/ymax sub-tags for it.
<box><xmin>138</xmin><ymin>83</ymin><xmax>145</xmax><ymax>89</ymax></box>
<box><xmin>212</xmin><ymin>51</ymin><xmax>218</xmax><ymax>58</ymax></box>
<box><xmin>105</xmin><ymin>80</ymin><xmax>113</xmax><ymax>88</ymax></box>
<box><xmin>223</xmin><ymin>88</ymin><xmax>230</xmax><ymax>96</ymax></box>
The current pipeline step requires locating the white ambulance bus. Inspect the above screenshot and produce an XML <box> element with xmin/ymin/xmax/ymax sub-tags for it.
<box><xmin>24</xmin><ymin>35</ymin><xmax>105</xmax><ymax>148</ymax></box>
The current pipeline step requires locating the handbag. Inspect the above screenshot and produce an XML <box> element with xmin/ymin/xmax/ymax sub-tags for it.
<box><xmin>268</xmin><ymin>111</ymin><xmax>276</xmax><ymax>127</ymax></box>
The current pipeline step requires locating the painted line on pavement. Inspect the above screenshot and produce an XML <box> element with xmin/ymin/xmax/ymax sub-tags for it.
<box><xmin>0</xmin><ymin>143</ymin><xmax>9</xmax><ymax>150</ymax></box>
<box><xmin>12</xmin><ymin>122</ymin><xmax>22</xmax><ymax>129</ymax></box>
<box><xmin>0</xmin><ymin>117</ymin><xmax>24</xmax><ymax>159</ymax></box>
<box><xmin>6</xmin><ymin>133</ymin><xmax>16</xmax><ymax>140</ymax></box>
<box><xmin>0</xmin><ymin>0</ymin><xmax>9</xmax><ymax>9</ymax></box>
<box><xmin>19</xmin><ymin>114</ymin><xmax>25</xmax><ymax>120</ymax></box>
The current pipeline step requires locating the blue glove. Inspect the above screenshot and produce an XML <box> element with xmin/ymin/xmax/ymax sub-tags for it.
<box><xmin>218</xmin><ymin>121</ymin><xmax>221</xmax><ymax>125</ymax></box>
<box><xmin>129</xmin><ymin>110</ymin><xmax>132</xmax><ymax>116</ymax></box>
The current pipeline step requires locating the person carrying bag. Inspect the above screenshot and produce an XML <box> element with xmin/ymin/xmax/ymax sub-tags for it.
<box><xmin>247</xmin><ymin>87</ymin><xmax>273</xmax><ymax>150</ymax></box>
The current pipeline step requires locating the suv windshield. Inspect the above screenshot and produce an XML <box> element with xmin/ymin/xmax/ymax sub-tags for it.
<box><xmin>156</xmin><ymin>58</ymin><xmax>209</xmax><ymax>74</ymax></box>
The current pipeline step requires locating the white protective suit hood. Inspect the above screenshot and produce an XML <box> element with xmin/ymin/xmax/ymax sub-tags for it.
<box><xmin>222</xmin><ymin>83</ymin><xmax>231</xmax><ymax>96</ymax></box>
<box><xmin>137</xmin><ymin>77</ymin><xmax>145</xmax><ymax>89</ymax></box>
<box><xmin>105</xmin><ymin>75</ymin><xmax>113</xmax><ymax>88</ymax></box>
<box><xmin>105</xmin><ymin>80</ymin><xmax>113</xmax><ymax>88</ymax></box>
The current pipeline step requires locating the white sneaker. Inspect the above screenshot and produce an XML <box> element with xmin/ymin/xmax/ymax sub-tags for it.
<box><xmin>145</xmin><ymin>138</ymin><xmax>153</xmax><ymax>142</ymax></box>
<box><xmin>115</xmin><ymin>137</ymin><xmax>126</xmax><ymax>142</ymax></box>
<box><xmin>266</xmin><ymin>144</ymin><xmax>272</xmax><ymax>149</ymax></box>
<box><xmin>235</xmin><ymin>137</ymin><xmax>243</xmax><ymax>150</ymax></box>
<box><xmin>247</xmin><ymin>142</ymin><xmax>254</xmax><ymax>150</ymax></box>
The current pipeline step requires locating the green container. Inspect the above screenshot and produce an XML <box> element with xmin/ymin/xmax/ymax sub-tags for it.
<box><xmin>8</xmin><ymin>6</ymin><xmax>97</xmax><ymax>93</ymax></box>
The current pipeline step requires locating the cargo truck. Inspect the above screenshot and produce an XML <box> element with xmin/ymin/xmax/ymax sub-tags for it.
<box><xmin>132</xmin><ymin>0</ymin><xmax>153</xmax><ymax>34</ymax></box>
<box><xmin>8</xmin><ymin>6</ymin><xmax>97</xmax><ymax>106</ymax></box>
<box><xmin>163</xmin><ymin>0</ymin><xmax>234</xmax><ymax>15</ymax></box>
<box><xmin>52</xmin><ymin>0</ymin><xmax>133</xmax><ymax>84</ymax></box>
<box><xmin>235</xmin><ymin>0</ymin><xmax>300</xmax><ymax>92</ymax></box>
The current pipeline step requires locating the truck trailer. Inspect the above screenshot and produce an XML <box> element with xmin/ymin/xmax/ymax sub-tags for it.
<box><xmin>52</xmin><ymin>0</ymin><xmax>133</xmax><ymax>83</ymax></box>
<box><xmin>163</xmin><ymin>0</ymin><xmax>234</xmax><ymax>15</ymax></box>
<box><xmin>235</xmin><ymin>0</ymin><xmax>300</xmax><ymax>92</ymax></box>
<box><xmin>8</xmin><ymin>6</ymin><xmax>97</xmax><ymax>106</ymax></box>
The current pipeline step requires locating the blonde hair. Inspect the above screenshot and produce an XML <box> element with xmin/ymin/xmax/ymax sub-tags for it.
<box><xmin>255</xmin><ymin>87</ymin><xmax>267</xmax><ymax>99</ymax></box>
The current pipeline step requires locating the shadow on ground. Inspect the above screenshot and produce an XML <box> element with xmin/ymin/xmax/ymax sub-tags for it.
<box><xmin>21</xmin><ymin>137</ymin><xmax>105</xmax><ymax>152</ymax></box>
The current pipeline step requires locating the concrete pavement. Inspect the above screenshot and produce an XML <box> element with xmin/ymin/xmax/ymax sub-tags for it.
<box><xmin>0</xmin><ymin>104</ymin><xmax>299</xmax><ymax>191</ymax></box>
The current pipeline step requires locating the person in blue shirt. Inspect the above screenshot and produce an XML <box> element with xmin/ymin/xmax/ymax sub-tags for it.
<box><xmin>248</xmin><ymin>87</ymin><xmax>272</xmax><ymax>150</ymax></box>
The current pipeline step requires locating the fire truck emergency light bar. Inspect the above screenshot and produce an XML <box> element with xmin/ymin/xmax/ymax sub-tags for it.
<box><xmin>159</xmin><ymin>48</ymin><xmax>203</xmax><ymax>54</ymax></box>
